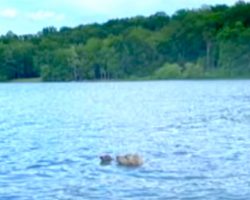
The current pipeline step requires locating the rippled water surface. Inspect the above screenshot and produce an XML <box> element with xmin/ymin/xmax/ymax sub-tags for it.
<box><xmin>0</xmin><ymin>81</ymin><xmax>250</xmax><ymax>200</ymax></box>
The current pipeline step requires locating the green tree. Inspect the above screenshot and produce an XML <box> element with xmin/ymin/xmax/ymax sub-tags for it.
<box><xmin>217</xmin><ymin>23</ymin><xmax>250</xmax><ymax>77</ymax></box>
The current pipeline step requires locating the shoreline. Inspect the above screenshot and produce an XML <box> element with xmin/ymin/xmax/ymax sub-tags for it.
<box><xmin>3</xmin><ymin>77</ymin><xmax>250</xmax><ymax>83</ymax></box>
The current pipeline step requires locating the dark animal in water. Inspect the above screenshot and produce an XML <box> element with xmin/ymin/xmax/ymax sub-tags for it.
<box><xmin>100</xmin><ymin>155</ymin><xmax>113</xmax><ymax>165</ymax></box>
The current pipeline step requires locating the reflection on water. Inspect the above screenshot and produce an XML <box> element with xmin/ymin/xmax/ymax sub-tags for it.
<box><xmin>0</xmin><ymin>81</ymin><xmax>250</xmax><ymax>199</ymax></box>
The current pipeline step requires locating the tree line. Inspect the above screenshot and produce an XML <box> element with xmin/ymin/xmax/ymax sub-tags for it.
<box><xmin>1</xmin><ymin>1</ymin><xmax>250</xmax><ymax>81</ymax></box>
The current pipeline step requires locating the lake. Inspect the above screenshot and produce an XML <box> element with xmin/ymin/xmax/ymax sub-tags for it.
<box><xmin>0</xmin><ymin>81</ymin><xmax>250</xmax><ymax>200</ymax></box>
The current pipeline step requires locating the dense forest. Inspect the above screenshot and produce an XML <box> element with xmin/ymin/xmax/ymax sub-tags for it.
<box><xmin>1</xmin><ymin>1</ymin><xmax>250</xmax><ymax>81</ymax></box>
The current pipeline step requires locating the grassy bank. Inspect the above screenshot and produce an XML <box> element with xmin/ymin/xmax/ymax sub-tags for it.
<box><xmin>10</xmin><ymin>78</ymin><xmax>42</xmax><ymax>83</ymax></box>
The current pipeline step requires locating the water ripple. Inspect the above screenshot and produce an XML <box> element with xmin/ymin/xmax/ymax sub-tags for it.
<box><xmin>0</xmin><ymin>81</ymin><xmax>250</xmax><ymax>199</ymax></box>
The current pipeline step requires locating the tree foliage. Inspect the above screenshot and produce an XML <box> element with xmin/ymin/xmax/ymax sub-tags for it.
<box><xmin>1</xmin><ymin>2</ymin><xmax>250</xmax><ymax>81</ymax></box>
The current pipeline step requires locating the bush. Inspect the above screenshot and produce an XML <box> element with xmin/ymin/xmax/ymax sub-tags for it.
<box><xmin>183</xmin><ymin>62</ymin><xmax>204</xmax><ymax>78</ymax></box>
<box><xmin>0</xmin><ymin>75</ymin><xmax>8</xmax><ymax>82</ymax></box>
<box><xmin>153</xmin><ymin>63</ymin><xmax>182</xmax><ymax>79</ymax></box>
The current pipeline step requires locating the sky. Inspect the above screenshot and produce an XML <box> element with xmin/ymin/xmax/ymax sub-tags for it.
<box><xmin>0</xmin><ymin>0</ymin><xmax>247</xmax><ymax>35</ymax></box>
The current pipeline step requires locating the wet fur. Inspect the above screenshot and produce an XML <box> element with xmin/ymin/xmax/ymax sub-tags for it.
<box><xmin>116</xmin><ymin>154</ymin><xmax>143</xmax><ymax>167</ymax></box>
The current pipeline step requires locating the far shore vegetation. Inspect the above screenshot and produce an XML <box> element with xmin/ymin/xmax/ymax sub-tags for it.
<box><xmin>10</xmin><ymin>78</ymin><xmax>42</xmax><ymax>83</ymax></box>
<box><xmin>1</xmin><ymin>1</ymin><xmax>250</xmax><ymax>82</ymax></box>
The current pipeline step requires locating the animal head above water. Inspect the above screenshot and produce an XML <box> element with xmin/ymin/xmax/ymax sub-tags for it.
<box><xmin>100</xmin><ymin>154</ymin><xmax>113</xmax><ymax>165</ymax></box>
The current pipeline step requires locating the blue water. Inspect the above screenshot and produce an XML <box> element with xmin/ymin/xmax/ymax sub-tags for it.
<box><xmin>0</xmin><ymin>81</ymin><xmax>250</xmax><ymax>200</ymax></box>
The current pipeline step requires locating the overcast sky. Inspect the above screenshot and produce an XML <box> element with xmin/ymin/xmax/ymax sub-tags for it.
<box><xmin>0</xmin><ymin>0</ymin><xmax>247</xmax><ymax>35</ymax></box>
